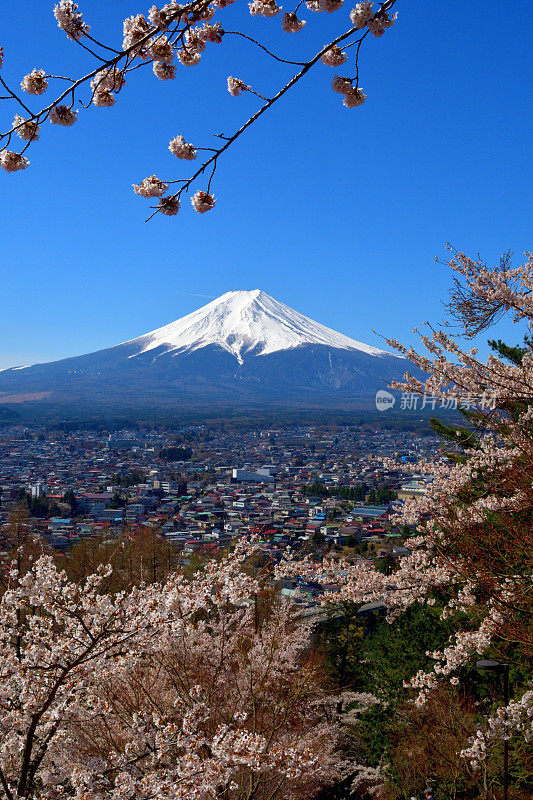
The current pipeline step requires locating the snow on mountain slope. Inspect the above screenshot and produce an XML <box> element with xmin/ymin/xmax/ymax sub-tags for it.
<box><xmin>124</xmin><ymin>289</ymin><xmax>400</xmax><ymax>365</ymax></box>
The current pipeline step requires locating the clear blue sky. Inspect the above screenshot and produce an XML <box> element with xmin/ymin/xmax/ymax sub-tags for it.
<box><xmin>0</xmin><ymin>1</ymin><xmax>532</xmax><ymax>369</ymax></box>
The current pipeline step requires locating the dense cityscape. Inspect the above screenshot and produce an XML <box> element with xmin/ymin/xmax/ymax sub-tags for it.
<box><xmin>1</xmin><ymin>423</ymin><xmax>438</xmax><ymax>599</ymax></box>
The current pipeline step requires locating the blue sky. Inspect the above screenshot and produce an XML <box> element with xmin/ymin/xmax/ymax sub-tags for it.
<box><xmin>0</xmin><ymin>0</ymin><xmax>532</xmax><ymax>369</ymax></box>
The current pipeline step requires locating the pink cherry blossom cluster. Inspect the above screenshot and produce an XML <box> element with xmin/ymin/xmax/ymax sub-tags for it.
<box><xmin>168</xmin><ymin>133</ymin><xmax>198</xmax><ymax>160</ymax></box>
<box><xmin>0</xmin><ymin>540</ymin><xmax>376</xmax><ymax>800</ymax></box>
<box><xmin>20</xmin><ymin>68</ymin><xmax>48</xmax><ymax>96</ymax></box>
<box><xmin>351</xmin><ymin>764</ymin><xmax>386</xmax><ymax>795</ymax></box>
<box><xmin>227</xmin><ymin>76</ymin><xmax>249</xmax><ymax>96</ymax></box>
<box><xmin>461</xmin><ymin>691</ymin><xmax>533</xmax><ymax>766</ymax></box>
<box><xmin>350</xmin><ymin>1</ymin><xmax>374</xmax><ymax>26</ymax></box>
<box><xmin>321</xmin><ymin>45</ymin><xmax>348</xmax><ymax>66</ymax></box>
<box><xmin>12</xmin><ymin>114</ymin><xmax>41</xmax><ymax>141</ymax></box>
<box><xmin>249</xmin><ymin>0</ymin><xmax>281</xmax><ymax>17</ymax></box>
<box><xmin>133</xmin><ymin>130</ymin><xmax>214</xmax><ymax>215</ymax></box>
<box><xmin>191</xmin><ymin>188</ymin><xmax>216</xmax><ymax>213</ymax></box>
<box><xmin>53</xmin><ymin>0</ymin><xmax>90</xmax><ymax>40</ymax></box>
<box><xmin>132</xmin><ymin>174</ymin><xmax>169</xmax><ymax>197</ymax></box>
<box><xmin>90</xmin><ymin>68</ymin><xmax>127</xmax><ymax>107</ymax></box>
<box><xmin>350</xmin><ymin>1</ymin><xmax>396</xmax><ymax>34</ymax></box>
<box><xmin>49</xmin><ymin>104</ymin><xmax>78</xmax><ymax>125</ymax></box>
<box><xmin>278</xmin><ymin>246</ymin><xmax>533</xmax><ymax>765</ymax></box>
<box><xmin>331</xmin><ymin>74</ymin><xmax>367</xmax><ymax>108</ymax></box>
<box><xmin>0</xmin><ymin>149</ymin><xmax>29</xmax><ymax>171</ymax></box>
<box><xmin>282</xmin><ymin>12</ymin><xmax>306</xmax><ymax>32</ymax></box>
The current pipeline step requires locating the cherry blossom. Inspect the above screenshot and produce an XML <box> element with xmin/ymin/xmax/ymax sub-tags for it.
<box><xmin>331</xmin><ymin>75</ymin><xmax>353</xmax><ymax>93</ymax></box>
<box><xmin>199</xmin><ymin>22</ymin><xmax>225</xmax><ymax>43</ymax></box>
<box><xmin>322</xmin><ymin>0</ymin><xmax>345</xmax><ymax>13</ymax></box>
<box><xmin>367</xmin><ymin>9</ymin><xmax>396</xmax><ymax>35</ymax></box>
<box><xmin>153</xmin><ymin>61</ymin><xmax>177</xmax><ymax>80</ymax></box>
<box><xmin>0</xmin><ymin>541</ymin><xmax>362</xmax><ymax>800</ymax></box>
<box><xmin>122</xmin><ymin>13</ymin><xmax>151</xmax><ymax>53</ymax></box>
<box><xmin>49</xmin><ymin>104</ymin><xmax>77</xmax><ymax>125</ymax></box>
<box><xmin>177</xmin><ymin>48</ymin><xmax>202</xmax><ymax>66</ymax></box>
<box><xmin>53</xmin><ymin>0</ymin><xmax>90</xmax><ymax>40</ymax></box>
<box><xmin>1</xmin><ymin>0</ymin><xmax>398</xmax><ymax>218</ymax></box>
<box><xmin>349</xmin><ymin>1</ymin><xmax>374</xmax><ymax>27</ymax></box>
<box><xmin>185</xmin><ymin>27</ymin><xmax>207</xmax><ymax>53</ymax></box>
<box><xmin>342</xmin><ymin>86</ymin><xmax>366</xmax><ymax>107</ymax></box>
<box><xmin>147</xmin><ymin>34</ymin><xmax>174</xmax><ymax>62</ymax></box>
<box><xmin>169</xmin><ymin>134</ymin><xmax>198</xmax><ymax>160</ymax></box>
<box><xmin>158</xmin><ymin>195</ymin><xmax>181</xmax><ymax>215</ymax></box>
<box><xmin>249</xmin><ymin>0</ymin><xmax>281</xmax><ymax>17</ymax></box>
<box><xmin>20</xmin><ymin>68</ymin><xmax>48</xmax><ymax>95</ymax></box>
<box><xmin>191</xmin><ymin>189</ymin><xmax>216</xmax><ymax>213</ymax></box>
<box><xmin>321</xmin><ymin>45</ymin><xmax>348</xmax><ymax>66</ymax></box>
<box><xmin>93</xmin><ymin>90</ymin><xmax>115</xmax><ymax>107</ymax></box>
<box><xmin>132</xmin><ymin>174</ymin><xmax>169</xmax><ymax>197</ymax></box>
<box><xmin>277</xmin><ymin>246</ymin><xmax>533</xmax><ymax>766</ymax></box>
<box><xmin>12</xmin><ymin>114</ymin><xmax>40</xmax><ymax>141</ymax></box>
<box><xmin>90</xmin><ymin>68</ymin><xmax>127</xmax><ymax>94</ymax></box>
<box><xmin>148</xmin><ymin>2</ymin><xmax>185</xmax><ymax>29</ymax></box>
<box><xmin>281</xmin><ymin>12</ymin><xmax>306</xmax><ymax>32</ymax></box>
<box><xmin>0</xmin><ymin>149</ymin><xmax>29</xmax><ymax>171</ymax></box>
<box><xmin>462</xmin><ymin>691</ymin><xmax>533</xmax><ymax>766</ymax></box>
<box><xmin>227</xmin><ymin>76</ymin><xmax>249</xmax><ymax>96</ymax></box>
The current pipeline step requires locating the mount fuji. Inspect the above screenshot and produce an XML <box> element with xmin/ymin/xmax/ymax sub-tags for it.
<box><xmin>0</xmin><ymin>290</ymin><xmax>411</xmax><ymax>409</ymax></box>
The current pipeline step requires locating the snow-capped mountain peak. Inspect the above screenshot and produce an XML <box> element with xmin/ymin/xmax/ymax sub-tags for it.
<box><xmin>0</xmin><ymin>289</ymin><xmax>414</xmax><ymax>409</ymax></box>
<box><xmin>126</xmin><ymin>289</ymin><xmax>398</xmax><ymax>365</ymax></box>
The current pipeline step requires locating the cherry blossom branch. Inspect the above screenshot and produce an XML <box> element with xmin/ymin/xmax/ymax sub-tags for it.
<box><xmin>0</xmin><ymin>767</ymin><xmax>13</xmax><ymax>800</ymax></box>
<box><xmin>223</xmin><ymin>31</ymin><xmax>307</xmax><ymax>66</ymax></box>
<box><xmin>1</xmin><ymin>0</ymin><xmax>397</xmax><ymax>205</ymax></box>
<box><xmin>0</xmin><ymin>0</ymin><xmax>212</xmax><ymax>143</ymax></box>
<box><xmin>0</xmin><ymin>76</ymin><xmax>33</xmax><ymax>116</ymax></box>
<box><xmin>146</xmin><ymin>16</ymin><xmax>388</xmax><ymax>220</ymax></box>
<box><xmin>83</xmin><ymin>32</ymin><xmax>122</xmax><ymax>54</ymax></box>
